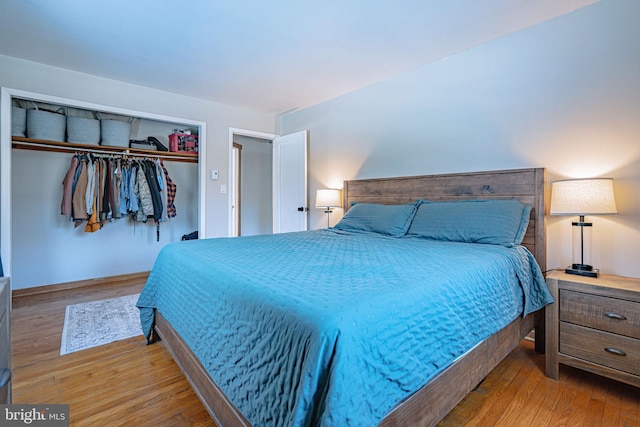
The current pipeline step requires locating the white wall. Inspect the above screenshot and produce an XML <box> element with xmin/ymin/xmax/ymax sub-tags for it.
<box><xmin>1</xmin><ymin>55</ymin><xmax>275</xmax><ymax>288</ymax></box>
<box><xmin>280</xmin><ymin>0</ymin><xmax>640</xmax><ymax>278</ymax></box>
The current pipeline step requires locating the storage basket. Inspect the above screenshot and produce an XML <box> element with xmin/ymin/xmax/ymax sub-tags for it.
<box><xmin>26</xmin><ymin>105</ymin><xmax>66</xmax><ymax>142</ymax></box>
<box><xmin>67</xmin><ymin>116</ymin><xmax>100</xmax><ymax>145</ymax></box>
<box><xmin>11</xmin><ymin>106</ymin><xmax>26</xmax><ymax>137</ymax></box>
<box><xmin>99</xmin><ymin>114</ymin><xmax>132</xmax><ymax>147</ymax></box>
<box><xmin>169</xmin><ymin>133</ymin><xmax>198</xmax><ymax>152</ymax></box>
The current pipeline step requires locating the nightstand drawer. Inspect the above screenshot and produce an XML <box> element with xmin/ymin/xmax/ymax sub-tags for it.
<box><xmin>560</xmin><ymin>289</ymin><xmax>640</xmax><ymax>339</ymax></box>
<box><xmin>560</xmin><ymin>322</ymin><xmax>640</xmax><ymax>376</ymax></box>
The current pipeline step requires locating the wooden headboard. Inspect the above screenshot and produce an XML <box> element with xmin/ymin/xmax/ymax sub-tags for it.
<box><xmin>343</xmin><ymin>168</ymin><xmax>547</xmax><ymax>273</ymax></box>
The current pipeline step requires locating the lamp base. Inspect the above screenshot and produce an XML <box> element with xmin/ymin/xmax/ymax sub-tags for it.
<box><xmin>323</xmin><ymin>209</ymin><xmax>332</xmax><ymax>228</ymax></box>
<box><xmin>565</xmin><ymin>264</ymin><xmax>599</xmax><ymax>278</ymax></box>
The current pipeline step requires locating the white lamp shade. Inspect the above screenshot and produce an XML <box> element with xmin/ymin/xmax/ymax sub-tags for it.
<box><xmin>550</xmin><ymin>178</ymin><xmax>618</xmax><ymax>216</ymax></box>
<box><xmin>315</xmin><ymin>189</ymin><xmax>341</xmax><ymax>208</ymax></box>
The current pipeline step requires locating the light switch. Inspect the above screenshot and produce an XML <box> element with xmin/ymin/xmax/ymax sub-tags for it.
<box><xmin>220</xmin><ymin>184</ymin><xmax>227</xmax><ymax>194</ymax></box>
<box><xmin>210</xmin><ymin>170</ymin><xmax>219</xmax><ymax>180</ymax></box>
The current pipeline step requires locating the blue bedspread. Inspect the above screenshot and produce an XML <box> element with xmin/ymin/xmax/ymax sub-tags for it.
<box><xmin>137</xmin><ymin>229</ymin><xmax>552</xmax><ymax>426</ymax></box>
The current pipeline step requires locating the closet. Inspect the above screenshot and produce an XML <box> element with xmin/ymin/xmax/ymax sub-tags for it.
<box><xmin>1</xmin><ymin>88</ymin><xmax>206</xmax><ymax>290</ymax></box>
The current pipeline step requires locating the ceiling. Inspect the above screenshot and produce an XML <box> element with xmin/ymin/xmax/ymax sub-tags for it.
<box><xmin>0</xmin><ymin>0</ymin><xmax>598</xmax><ymax>114</ymax></box>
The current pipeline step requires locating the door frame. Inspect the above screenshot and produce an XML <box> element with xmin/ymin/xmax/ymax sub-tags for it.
<box><xmin>227</xmin><ymin>128</ymin><xmax>278</xmax><ymax>237</ymax></box>
<box><xmin>230</xmin><ymin>142</ymin><xmax>242</xmax><ymax>236</ymax></box>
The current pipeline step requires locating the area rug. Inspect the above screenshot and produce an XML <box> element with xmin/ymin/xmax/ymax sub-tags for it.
<box><xmin>60</xmin><ymin>294</ymin><xmax>143</xmax><ymax>355</ymax></box>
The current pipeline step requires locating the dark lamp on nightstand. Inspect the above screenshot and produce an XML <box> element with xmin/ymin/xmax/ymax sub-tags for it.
<box><xmin>550</xmin><ymin>178</ymin><xmax>617</xmax><ymax>277</ymax></box>
<box><xmin>315</xmin><ymin>189</ymin><xmax>341</xmax><ymax>228</ymax></box>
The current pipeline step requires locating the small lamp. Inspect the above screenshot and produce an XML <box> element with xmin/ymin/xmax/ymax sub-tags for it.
<box><xmin>315</xmin><ymin>189</ymin><xmax>341</xmax><ymax>228</ymax></box>
<box><xmin>550</xmin><ymin>178</ymin><xmax>617</xmax><ymax>277</ymax></box>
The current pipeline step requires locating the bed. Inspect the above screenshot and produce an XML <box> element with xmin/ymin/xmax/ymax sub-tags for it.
<box><xmin>137</xmin><ymin>167</ymin><xmax>551</xmax><ymax>426</ymax></box>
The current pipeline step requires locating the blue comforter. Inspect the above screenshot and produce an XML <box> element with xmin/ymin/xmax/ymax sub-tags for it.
<box><xmin>137</xmin><ymin>229</ymin><xmax>552</xmax><ymax>426</ymax></box>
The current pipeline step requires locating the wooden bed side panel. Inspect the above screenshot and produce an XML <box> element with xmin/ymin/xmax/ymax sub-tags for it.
<box><xmin>155</xmin><ymin>312</ymin><xmax>249</xmax><ymax>427</ymax></box>
<box><xmin>380</xmin><ymin>311</ymin><xmax>539</xmax><ymax>427</ymax></box>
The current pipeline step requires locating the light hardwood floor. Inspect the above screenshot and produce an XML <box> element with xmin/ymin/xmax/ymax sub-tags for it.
<box><xmin>11</xmin><ymin>278</ymin><xmax>639</xmax><ymax>426</ymax></box>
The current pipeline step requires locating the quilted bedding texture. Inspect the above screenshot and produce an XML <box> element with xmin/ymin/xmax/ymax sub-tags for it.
<box><xmin>137</xmin><ymin>229</ymin><xmax>552</xmax><ymax>426</ymax></box>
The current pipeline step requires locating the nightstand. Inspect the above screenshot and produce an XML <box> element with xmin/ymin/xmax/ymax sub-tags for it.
<box><xmin>545</xmin><ymin>270</ymin><xmax>640</xmax><ymax>387</ymax></box>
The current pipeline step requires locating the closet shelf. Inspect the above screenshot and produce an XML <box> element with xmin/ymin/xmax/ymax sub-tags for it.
<box><xmin>11</xmin><ymin>137</ymin><xmax>198</xmax><ymax>163</ymax></box>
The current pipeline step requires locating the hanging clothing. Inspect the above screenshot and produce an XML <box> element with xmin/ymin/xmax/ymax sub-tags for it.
<box><xmin>155</xmin><ymin>160</ymin><xmax>169</xmax><ymax>223</ymax></box>
<box><xmin>143</xmin><ymin>160</ymin><xmax>163</xmax><ymax>221</ymax></box>
<box><xmin>95</xmin><ymin>158</ymin><xmax>103</xmax><ymax>220</ymax></box>
<box><xmin>135</xmin><ymin>162</ymin><xmax>154</xmax><ymax>221</ymax></box>
<box><xmin>128</xmin><ymin>162</ymin><xmax>139</xmax><ymax>214</ymax></box>
<box><xmin>119</xmin><ymin>164</ymin><xmax>129</xmax><ymax>216</ymax></box>
<box><xmin>72</xmin><ymin>156</ymin><xmax>89</xmax><ymax>222</ymax></box>
<box><xmin>84</xmin><ymin>158</ymin><xmax>102</xmax><ymax>233</ymax></box>
<box><xmin>61</xmin><ymin>156</ymin><xmax>79</xmax><ymax>220</ymax></box>
<box><xmin>71</xmin><ymin>154</ymin><xmax>83</xmax><ymax>196</ymax></box>
<box><xmin>162</xmin><ymin>162</ymin><xmax>177</xmax><ymax>219</ymax></box>
<box><xmin>100</xmin><ymin>158</ymin><xmax>112</xmax><ymax>221</ymax></box>
<box><xmin>85</xmin><ymin>156</ymin><xmax>95</xmax><ymax>215</ymax></box>
<box><xmin>112</xmin><ymin>159</ymin><xmax>122</xmax><ymax>220</ymax></box>
<box><xmin>60</xmin><ymin>153</ymin><xmax>178</xmax><ymax>233</ymax></box>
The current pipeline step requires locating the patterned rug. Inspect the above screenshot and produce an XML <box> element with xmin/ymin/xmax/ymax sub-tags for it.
<box><xmin>60</xmin><ymin>294</ymin><xmax>143</xmax><ymax>355</ymax></box>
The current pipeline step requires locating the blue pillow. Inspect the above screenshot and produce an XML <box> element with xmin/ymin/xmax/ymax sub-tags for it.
<box><xmin>334</xmin><ymin>202</ymin><xmax>419</xmax><ymax>237</ymax></box>
<box><xmin>406</xmin><ymin>199</ymin><xmax>532</xmax><ymax>246</ymax></box>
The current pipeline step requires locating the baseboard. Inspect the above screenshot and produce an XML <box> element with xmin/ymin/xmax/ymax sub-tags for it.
<box><xmin>12</xmin><ymin>271</ymin><xmax>150</xmax><ymax>299</ymax></box>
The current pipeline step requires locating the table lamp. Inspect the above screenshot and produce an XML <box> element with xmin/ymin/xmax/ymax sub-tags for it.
<box><xmin>549</xmin><ymin>178</ymin><xmax>617</xmax><ymax>277</ymax></box>
<box><xmin>315</xmin><ymin>189</ymin><xmax>341</xmax><ymax>228</ymax></box>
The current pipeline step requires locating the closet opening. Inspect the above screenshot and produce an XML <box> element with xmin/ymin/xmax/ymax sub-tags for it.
<box><xmin>1</xmin><ymin>87</ymin><xmax>206</xmax><ymax>290</ymax></box>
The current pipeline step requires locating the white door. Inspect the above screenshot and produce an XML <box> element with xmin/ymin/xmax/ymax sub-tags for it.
<box><xmin>272</xmin><ymin>130</ymin><xmax>308</xmax><ymax>233</ymax></box>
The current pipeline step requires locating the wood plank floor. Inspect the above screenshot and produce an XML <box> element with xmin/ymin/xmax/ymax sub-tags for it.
<box><xmin>11</xmin><ymin>276</ymin><xmax>214</xmax><ymax>427</ymax></box>
<box><xmin>11</xmin><ymin>278</ymin><xmax>639</xmax><ymax>426</ymax></box>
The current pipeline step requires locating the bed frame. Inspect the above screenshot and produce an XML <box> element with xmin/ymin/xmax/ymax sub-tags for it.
<box><xmin>153</xmin><ymin>167</ymin><xmax>547</xmax><ymax>427</ymax></box>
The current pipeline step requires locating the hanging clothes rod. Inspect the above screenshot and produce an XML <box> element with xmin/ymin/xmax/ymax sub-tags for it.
<box><xmin>11</xmin><ymin>138</ymin><xmax>198</xmax><ymax>163</ymax></box>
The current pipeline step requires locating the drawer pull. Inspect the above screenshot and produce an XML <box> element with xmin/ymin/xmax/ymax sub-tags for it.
<box><xmin>604</xmin><ymin>311</ymin><xmax>626</xmax><ymax>320</ymax></box>
<box><xmin>604</xmin><ymin>347</ymin><xmax>627</xmax><ymax>357</ymax></box>
<box><xmin>0</xmin><ymin>368</ymin><xmax>10</xmax><ymax>388</ymax></box>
